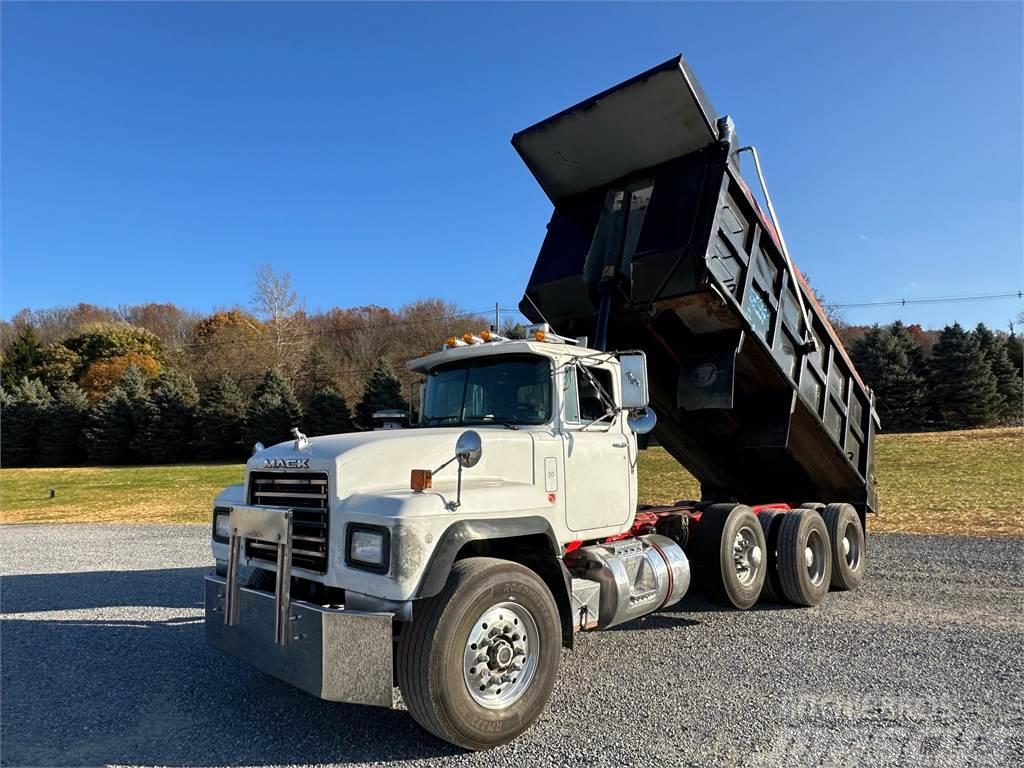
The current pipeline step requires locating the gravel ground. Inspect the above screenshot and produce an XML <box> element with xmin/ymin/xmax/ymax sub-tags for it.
<box><xmin>2</xmin><ymin>524</ymin><xmax>1022</xmax><ymax>768</ymax></box>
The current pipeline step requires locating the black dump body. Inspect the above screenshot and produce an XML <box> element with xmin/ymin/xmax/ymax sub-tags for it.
<box><xmin>515</xmin><ymin>56</ymin><xmax>879</xmax><ymax>515</ymax></box>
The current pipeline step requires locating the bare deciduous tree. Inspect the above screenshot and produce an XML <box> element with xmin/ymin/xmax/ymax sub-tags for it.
<box><xmin>251</xmin><ymin>265</ymin><xmax>309</xmax><ymax>372</ymax></box>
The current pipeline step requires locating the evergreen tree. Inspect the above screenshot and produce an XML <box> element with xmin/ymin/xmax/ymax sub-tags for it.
<box><xmin>1008</xmin><ymin>329</ymin><xmax>1023</xmax><ymax>377</ymax></box>
<box><xmin>928</xmin><ymin>323</ymin><xmax>1001</xmax><ymax>427</ymax></box>
<box><xmin>194</xmin><ymin>374</ymin><xmax>247</xmax><ymax>460</ymax></box>
<box><xmin>305</xmin><ymin>388</ymin><xmax>353</xmax><ymax>436</ymax></box>
<box><xmin>83</xmin><ymin>366</ymin><xmax>151</xmax><ymax>464</ymax></box>
<box><xmin>135</xmin><ymin>370</ymin><xmax>200</xmax><ymax>463</ymax></box>
<box><xmin>85</xmin><ymin>387</ymin><xmax>136</xmax><ymax>464</ymax></box>
<box><xmin>500</xmin><ymin>322</ymin><xmax>528</xmax><ymax>340</ymax></box>
<box><xmin>245</xmin><ymin>368</ymin><xmax>302</xmax><ymax>445</ymax></box>
<box><xmin>118</xmin><ymin>364</ymin><xmax>150</xmax><ymax>402</ymax></box>
<box><xmin>0</xmin><ymin>384</ymin><xmax>13</xmax><ymax>461</ymax></box>
<box><xmin>850</xmin><ymin>325</ymin><xmax>926</xmax><ymax>432</ymax></box>
<box><xmin>0</xmin><ymin>378</ymin><xmax>52</xmax><ymax>466</ymax></box>
<box><xmin>0</xmin><ymin>384</ymin><xmax>12</xmax><ymax>466</ymax></box>
<box><xmin>1</xmin><ymin>327</ymin><xmax>42</xmax><ymax>390</ymax></box>
<box><xmin>890</xmin><ymin>321</ymin><xmax>928</xmax><ymax>378</ymax></box>
<box><xmin>297</xmin><ymin>348</ymin><xmax>335</xmax><ymax>405</ymax></box>
<box><xmin>975</xmin><ymin>324</ymin><xmax>1023</xmax><ymax>423</ymax></box>
<box><xmin>37</xmin><ymin>382</ymin><xmax>90</xmax><ymax>466</ymax></box>
<box><xmin>355</xmin><ymin>358</ymin><xmax>409</xmax><ymax>430</ymax></box>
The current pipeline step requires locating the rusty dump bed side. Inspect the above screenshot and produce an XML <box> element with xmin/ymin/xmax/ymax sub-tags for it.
<box><xmin>515</xmin><ymin>55</ymin><xmax>879</xmax><ymax>515</ymax></box>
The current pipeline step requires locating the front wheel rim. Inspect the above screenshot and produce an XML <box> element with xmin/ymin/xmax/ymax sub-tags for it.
<box><xmin>463</xmin><ymin>601</ymin><xmax>540</xmax><ymax>710</ymax></box>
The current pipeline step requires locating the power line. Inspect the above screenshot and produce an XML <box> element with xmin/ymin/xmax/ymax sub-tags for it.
<box><xmin>832</xmin><ymin>291</ymin><xmax>1022</xmax><ymax>310</ymax></box>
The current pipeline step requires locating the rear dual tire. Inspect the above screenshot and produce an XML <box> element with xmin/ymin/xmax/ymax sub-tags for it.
<box><xmin>698</xmin><ymin>504</ymin><xmax>766</xmax><ymax>610</ymax></box>
<box><xmin>755</xmin><ymin>510</ymin><xmax>785</xmax><ymax>603</ymax></box>
<box><xmin>776</xmin><ymin>509</ymin><xmax>832</xmax><ymax>606</ymax></box>
<box><xmin>822</xmin><ymin>503</ymin><xmax>865</xmax><ymax>590</ymax></box>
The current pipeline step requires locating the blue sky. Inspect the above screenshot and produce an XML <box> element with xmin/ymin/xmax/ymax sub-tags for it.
<box><xmin>2</xmin><ymin>2</ymin><xmax>1021</xmax><ymax>330</ymax></box>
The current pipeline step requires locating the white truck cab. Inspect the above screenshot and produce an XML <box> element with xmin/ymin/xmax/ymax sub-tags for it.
<box><xmin>210</xmin><ymin>329</ymin><xmax>656</xmax><ymax>596</ymax></box>
<box><xmin>205</xmin><ymin>328</ymin><xmax>682</xmax><ymax>750</ymax></box>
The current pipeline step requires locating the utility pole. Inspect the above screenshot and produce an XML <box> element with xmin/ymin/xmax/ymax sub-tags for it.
<box><xmin>494</xmin><ymin>302</ymin><xmax>500</xmax><ymax>333</ymax></box>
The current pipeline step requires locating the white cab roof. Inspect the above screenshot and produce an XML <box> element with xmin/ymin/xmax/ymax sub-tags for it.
<box><xmin>407</xmin><ymin>339</ymin><xmax>613</xmax><ymax>374</ymax></box>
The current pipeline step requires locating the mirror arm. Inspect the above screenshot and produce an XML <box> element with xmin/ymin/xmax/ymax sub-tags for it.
<box><xmin>432</xmin><ymin>454</ymin><xmax>459</xmax><ymax>475</ymax></box>
<box><xmin>446</xmin><ymin>464</ymin><xmax>464</xmax><ymax>512</ymax></box>
<box><xmin>435</xmin><ymin>430</ymin><xmax>481</xmax><ymax>512</ymax></box>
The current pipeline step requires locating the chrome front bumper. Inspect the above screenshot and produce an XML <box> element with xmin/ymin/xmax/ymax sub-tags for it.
<box><xmin>205</xmin><ymin>504</ymin><xmax>394</xmax><ymax>708</ymax></box>
<box><xmin>205</xmin><ymin>575</ymin><xmax>395</xmax><ymax>707</ymax></box>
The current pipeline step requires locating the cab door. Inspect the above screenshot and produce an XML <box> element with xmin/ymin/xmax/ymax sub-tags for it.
<box><xmin>560</xmin><ymin>363</ymin><xmax>632</xmax><ymax>533</ymax></box>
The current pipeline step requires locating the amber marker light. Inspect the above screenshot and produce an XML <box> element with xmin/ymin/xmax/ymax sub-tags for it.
<box><xmin>410</xmin><ymin>469</ymin><xmax>433</xmax><ymax>492</ymax></box>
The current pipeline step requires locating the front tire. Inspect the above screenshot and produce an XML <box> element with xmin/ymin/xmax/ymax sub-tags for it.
<box><xmin>396</xmin><ymin>557</ymin><xmax>561</xmax><ymax>750</ymax></box>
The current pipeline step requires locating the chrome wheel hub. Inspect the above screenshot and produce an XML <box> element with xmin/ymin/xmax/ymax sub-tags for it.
<box><xmin>805</xmin><ymin>529</ymin><xmax>826</xmax><ymax>586</ymax></box>
<box><xmin>463</xmin><ymin>601</ymin><xmax>539</xmax><ymax>709</ymax></box>
<box><xmin>732</xmin><ymin>525</ymin><xmax>763</xmax><ymax>587</ymax></box>
<box><xmin>842</xmin><ymin>521</ymin><xmax>862</xmax><ymax>571</ymax></box>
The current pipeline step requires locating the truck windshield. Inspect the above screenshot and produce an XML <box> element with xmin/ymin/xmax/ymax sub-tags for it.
<box><xmin>422</xmin><ymin>355</ymin><xmax>552</xmax><ymax>427</ymax></box>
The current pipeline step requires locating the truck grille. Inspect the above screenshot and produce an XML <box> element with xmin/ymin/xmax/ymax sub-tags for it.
<box><xmin>246</xmin><ymin>471</ymin><xmax>330</xmax><ymax>574</ymax></box>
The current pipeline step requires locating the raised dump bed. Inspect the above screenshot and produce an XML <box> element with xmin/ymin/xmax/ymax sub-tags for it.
<box><xmin>515</xmin><ymin>55</ymin><xmax>879</xmax><ymax>516</ymax></box>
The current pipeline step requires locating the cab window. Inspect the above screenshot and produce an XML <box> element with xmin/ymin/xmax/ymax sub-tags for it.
<box><xmin>563</xmin><ymin>363</ymin><xmax>615</xmax><ymax>428</ymax></box>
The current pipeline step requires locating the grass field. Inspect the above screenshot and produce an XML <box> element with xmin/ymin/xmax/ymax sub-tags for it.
<box><xmin>1</xmin><ymin>427</ymin><xmax>1021</xmax><ymax>535</ymax></box>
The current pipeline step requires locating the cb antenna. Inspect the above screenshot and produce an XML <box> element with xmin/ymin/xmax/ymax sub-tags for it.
<box><xmin>524</xmin><ymin>292</ymin><xmax>560</xmax><ymax>335</ymax></box>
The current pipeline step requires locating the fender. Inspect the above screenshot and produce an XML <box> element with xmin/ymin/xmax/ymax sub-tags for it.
<box><xmin>415</xmin><ymin>516</ymin><xmax>561</xmax><ymax>598</ymax></box>
<box><xmin>415</xmin><ymin>516</ymin><xmax>574</xmax><ymax>647</ymax></box>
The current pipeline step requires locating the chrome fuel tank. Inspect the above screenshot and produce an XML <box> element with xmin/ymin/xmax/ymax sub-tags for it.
<box><xmin>572</xmin><ymin>534</ymin><xmax>690</xmax><ymax>629</ymax></box>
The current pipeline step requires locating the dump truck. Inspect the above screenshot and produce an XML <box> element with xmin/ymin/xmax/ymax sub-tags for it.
<box><xmin>205</xmin><ymin>55</ymin><xmax>878</xmax><ymax>750</ymax></box>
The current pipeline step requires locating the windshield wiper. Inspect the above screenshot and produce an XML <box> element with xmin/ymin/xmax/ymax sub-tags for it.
<box><xmin>466</xmin><ymin>416</ymin><xmax>520</xmax><ymax>430</ymax></box>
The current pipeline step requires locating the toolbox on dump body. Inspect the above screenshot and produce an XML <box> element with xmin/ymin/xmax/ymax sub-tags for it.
<box><xmin>515</xmin><ymin>55</ymin><xmax>879</xmax><ymax>515</ymax></box>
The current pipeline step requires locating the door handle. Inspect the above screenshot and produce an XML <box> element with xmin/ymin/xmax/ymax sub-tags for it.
<box><xmin>612</xmin><ymin>442</ymin><xmax>628</xmax><ymax>448</ymax></box>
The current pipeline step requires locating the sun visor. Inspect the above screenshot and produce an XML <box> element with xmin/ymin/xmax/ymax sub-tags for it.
<box><xmin>512</xmin><ymin>55</ymin><xmax>720</xmax><ymax>204</ymax></box>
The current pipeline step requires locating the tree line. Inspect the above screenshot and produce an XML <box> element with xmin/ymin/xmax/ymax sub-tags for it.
<box><xmin>1</xmin><ymin>266</ymin><xmax>1020</xmax><ymax>467</ymax></box>
<box><xmin>1</xmin><ymin>352</ymin><xmax>416</xmax><ymax>466</ymax></box>
<box><xmin>845</xmin><ymin>320</ymin><xmax>1022</xmax><ymax>432</ymax></box>
<box><xmin>0</xmin><ymin>266</ymin><xmax>500</xmax><ymax>467</ymax></box>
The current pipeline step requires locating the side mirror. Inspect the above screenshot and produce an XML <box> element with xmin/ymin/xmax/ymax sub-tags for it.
<box><xmin>627</xmin><ymin>407</ymin><xmax>657</xmax><ymax>435</ymax></box>
<box><xmin>411</xmin><ymin>430</ymin><xmax>483</xmax><ymax>511</ymax></box>
<box><xmin>455</xmin><ymin>430</ymin><xmax>482</xmax><ymax>467</ymax></box>
<box><xmin>618</xmin><ymin>352</ymin><xmax>649</xmax><ymax>409</ymax></box>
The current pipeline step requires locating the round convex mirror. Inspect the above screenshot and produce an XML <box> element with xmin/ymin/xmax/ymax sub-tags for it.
<box><xmin>455</xmin><ymin>430</ymin><xmax>483</xmax><ymax>467</ymax></box>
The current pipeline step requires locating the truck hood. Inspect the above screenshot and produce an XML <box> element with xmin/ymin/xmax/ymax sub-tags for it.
<box><xmin>246</xmin><ymin>427</ymin><xmax>538</xmax><ymax>498</ymax></box>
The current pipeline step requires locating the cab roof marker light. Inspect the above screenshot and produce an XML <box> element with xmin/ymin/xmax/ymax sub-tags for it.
<box><xmin>442</xmin><ymin>336</ymin><xmax>468</xmax><ymax>350</ymax></box>
<box><xmin>480</xmin><ymin>330</ymin><xmax>507</xmax><ymax>342</ymax></box>
<box><xmin>526</xmin><ymin>322</ymin><xmax>579</xmax><ymax>345</ymax></box>
<box><xmin>462</xmin><ymin>333</ymin><xmax>485</xmax><ymax>345</ymax></box>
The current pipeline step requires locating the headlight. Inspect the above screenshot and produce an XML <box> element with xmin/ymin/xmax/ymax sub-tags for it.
<box><xmin>350</xmin><ymin>530</ymin><xmax>384</xmax><ymax>564</ymax></box>
<box><xmin>214</xmin><ymin>511</ymin><xmax>231</xmax><ymax>540</ymax></box>
<box><xmin>346</xmin><ymin>525</ymin><xmax>390</xmax><ymax>572</ymax></box>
